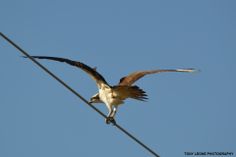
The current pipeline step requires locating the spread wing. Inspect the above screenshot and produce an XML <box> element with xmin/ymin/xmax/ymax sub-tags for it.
<box><xmin>119</xmin><ymin>68</ymin><xmax>197</xmax><ymax>86</ymax></box>
<box><xmin>25</xmin><ymin>56</ymin><xmax>108</xmax><ymax>88</ymax></box>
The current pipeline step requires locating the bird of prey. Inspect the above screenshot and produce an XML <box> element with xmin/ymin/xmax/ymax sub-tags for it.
<box><xmin>25</xmin><ymin>56</ymin><xmax>196</xmax><ymax>124</ymax></box>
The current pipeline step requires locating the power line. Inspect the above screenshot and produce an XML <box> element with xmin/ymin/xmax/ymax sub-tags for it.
<box><xmin>0</xmin><ymin>32</ymin><xmax>160</xmax><ymax>157</ymax></box>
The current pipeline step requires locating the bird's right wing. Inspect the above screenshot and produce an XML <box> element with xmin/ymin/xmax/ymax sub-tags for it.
<box><xmin>24</xmin><ymin>56</ymin><xmax>109</xmax><ymax>88</ymax></box>
<box><xmin>119</xmin><ymin>69</ymin><xmax>197</xmax><ymax>86</ymax></box>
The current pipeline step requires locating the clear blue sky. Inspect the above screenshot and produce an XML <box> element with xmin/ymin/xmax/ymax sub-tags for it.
<box><xmin>1</xmin><ymin>1</ymin><xmax>235</xmax><ymax>157</ymax></box>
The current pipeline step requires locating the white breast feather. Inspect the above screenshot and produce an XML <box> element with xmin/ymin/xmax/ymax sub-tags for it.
<box><xmin>99</xmin><ymin>86</ymin><xmax>124</xmax><ymax>107</ymax></box>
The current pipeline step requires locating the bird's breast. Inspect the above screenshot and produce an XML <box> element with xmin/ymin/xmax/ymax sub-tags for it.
<box><xmin>99</xmin><ymin>88</ymin><xmax>124</xmax><ymax>106</ymax></box>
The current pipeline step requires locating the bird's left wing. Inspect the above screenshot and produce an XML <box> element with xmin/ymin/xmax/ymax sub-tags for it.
<box><xmin>118</xmin><ymin>69</ymin><xmax>197</xmax><ymax>86</ymax></box>
<box><xmin>25</xmin><ymin>56</ymin><xmax>108</xmax><ymax>88</ymax></box>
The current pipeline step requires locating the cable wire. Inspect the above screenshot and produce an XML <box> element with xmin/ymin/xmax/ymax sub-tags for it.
<box><xmin>0</xmin><ymin>32</ymin><xmax>160</xmax><ymax>157</ymax></box>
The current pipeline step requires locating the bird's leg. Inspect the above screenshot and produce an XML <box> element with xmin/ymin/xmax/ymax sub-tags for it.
<box><xmin>105</xmin><ymin>107</ymin><xmax>113</xmax><ymax>124</ymax></box>
<box><xmin>110</xmin><ymin>106</ymin><xmax>118</xmax><ymax>118</ymax></box>
<box><xmin>105</xmin><ymin>106</ymin><xmax>116</xmax><ymax>125</ymax></box>
<box><xmin>110</xmin><ymin>107</ymin><xmax>117</xmax><ymax>125</ymax></box>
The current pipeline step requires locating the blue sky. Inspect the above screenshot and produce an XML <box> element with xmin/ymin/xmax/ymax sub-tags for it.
<box><xmin>0</xmin><ymin>0</ymin><xmax>235</xmax><ymax>157</ymax></box>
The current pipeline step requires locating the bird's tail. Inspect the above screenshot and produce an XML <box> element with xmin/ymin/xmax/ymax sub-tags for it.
<box><xmin>128</xmin><ymin>86</ymin><xmax>148</xmax><ymax>101</ymax></box>
<box><xmin>113</xmin><ymin>85</ymin><xmax>148</xmax><ymax>101</ymax></box>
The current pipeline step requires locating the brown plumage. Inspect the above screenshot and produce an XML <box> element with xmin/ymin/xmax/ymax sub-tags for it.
<box><xmin>119</xmin><ymin>69</ymin><xmax>196</xmax><ymax>86</ymax></box>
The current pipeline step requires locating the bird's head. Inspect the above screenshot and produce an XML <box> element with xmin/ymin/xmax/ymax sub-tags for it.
<box><xmin>89</xmin><ymin>93</ymin><xmax>102</xmax><ymax>104</ymax></box>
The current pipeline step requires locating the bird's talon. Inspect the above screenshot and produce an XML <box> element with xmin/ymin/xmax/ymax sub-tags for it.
<box><xmin>105</xmin><ymin>117</ymin><xmax>116</xmax><ymax>125</ymax></box>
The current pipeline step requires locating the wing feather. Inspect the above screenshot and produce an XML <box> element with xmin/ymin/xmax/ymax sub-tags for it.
<box><xmin>119</xmin><ymin>68</ymin><xmax>197</xmax><ymax>86</ymax></box>
<box><xmin>25</xmin><ymin>56</ymin><xmax>108</xmax><ymax>88</ymax></box>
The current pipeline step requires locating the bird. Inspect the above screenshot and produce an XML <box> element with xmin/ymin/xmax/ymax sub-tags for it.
<box><xmin>24</xmin><ymin>56</ymin><xmax>197</xmax><ymax>124</ymax></box>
